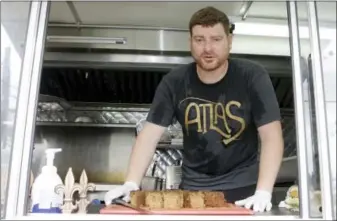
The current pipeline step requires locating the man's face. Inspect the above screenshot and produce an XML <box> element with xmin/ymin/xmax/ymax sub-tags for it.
<box><xmin>190</xmin><ymin>23</ymin><xmax>232</xmax><ymax>72</ymax></box>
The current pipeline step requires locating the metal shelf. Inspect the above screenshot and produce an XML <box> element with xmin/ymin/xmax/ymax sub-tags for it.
<box><xmin>156</xmin><ymin>143</ymin><xmax>183</xmax><ymax>150</ymax></box>
<box><xmin>35</xmin><ymin>121</ymin><xmax>136</xmax><ymax>128</ymax></box>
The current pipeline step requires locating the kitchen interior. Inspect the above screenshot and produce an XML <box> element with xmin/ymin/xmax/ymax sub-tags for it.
<box><xmin>1</xmin><ymin>1</ymin><xmax>336</xmax><ymax>220</ymax></box>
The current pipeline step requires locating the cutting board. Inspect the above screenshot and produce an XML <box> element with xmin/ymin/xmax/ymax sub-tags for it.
<box><xmin>100</xmin><ymin>204</ymin><xmax>254</xmax><ymax>215</ymax></box>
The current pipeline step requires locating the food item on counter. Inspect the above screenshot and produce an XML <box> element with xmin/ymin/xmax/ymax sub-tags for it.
<box><xmin>163</xmin><ymin>190</ymin><xmax>184</xmax><ymax>209</ymax></box>
<box><xmin>129</xmin><ymin>190</ymin><xmax>227</xmax><ymax>210</ymax></box>
<box><xmin>278</xmin><ymin>185</ymin><xmax>299</xmax><ymax>211</ymax></box>
<box><xmin>145</xmin><ymin>191</ymin><xmax>163</xmax><ymax>209</ymax></box>
<box><xmin>288</xmin><ymin>185</ymin><xmax>298</xmax><ymax>198</ymax></box>
<box><xmin>285</xmin><ymin>185</ymin><xmax>299</xmax><ymax>208</ymax></box>
<box><xmin>130</xmin><ymin>190</ymin><xmax>145</xmax><ymax>208</ymax></box>
<box><xmin>204</xmin><ymin>191</ymin><xmax>227</xmax><ymax>207</ymax></box>
<box><xmin>183</xmin><ymin>191</ymin><xmax>205</xmax><ymax>208</ymax></box>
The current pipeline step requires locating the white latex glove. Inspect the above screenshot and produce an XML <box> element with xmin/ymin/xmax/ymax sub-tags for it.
<box><xmin>104</xmin><ymin>181</ymin><xmax>139</xmax><ymax>206</ymax></box>
<box><xmin>235</xmin><ymin>190</ymin><xmax>272</xmax><ymax>212</ymax></box>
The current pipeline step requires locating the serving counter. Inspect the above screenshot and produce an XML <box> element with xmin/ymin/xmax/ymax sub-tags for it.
<box><xmin>17</xmin><ymin>208</ymin><xmax>301</xmax><ymax>221</ymax></box>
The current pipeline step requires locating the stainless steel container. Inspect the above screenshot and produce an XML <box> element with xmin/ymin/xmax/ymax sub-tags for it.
<box><xmin>141</xmin><ymin>176</ymin><xmax>161</xmax><ymax>190</ymax></box>
<box><xmin>165</xmin><ymin>165</ymin><xmax>182</xmax><ymax>189</ymax></box>
<box><xmin>141</xmin><ymin>160</ymin><xmax>163</xmax><ymax>190</ymax></box>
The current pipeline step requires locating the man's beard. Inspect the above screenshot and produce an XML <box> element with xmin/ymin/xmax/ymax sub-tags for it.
<box><xmin>193</xmin><ymin>55</ymin><xmax>227</xmax><ymax>72</ymax></box>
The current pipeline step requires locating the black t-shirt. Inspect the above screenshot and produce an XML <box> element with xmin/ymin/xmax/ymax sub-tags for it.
<box><xmin>146</xmin><ymin>58</ymin><xmax>281</xmax><ymax>191</ymax></box>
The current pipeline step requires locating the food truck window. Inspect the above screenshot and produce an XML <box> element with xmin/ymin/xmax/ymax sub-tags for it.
<box><xmin>1</xmin><ymin>1</ymin><xmax>32</xmax><ymax>218</ymax></box>
<box><xmin>1</xmin><ymin>1</ymin><xmax>50</xmax><ymax>219</ymax></box>
<box><xmin>316</xmin><ymin>1</ymin><xmax>336</xmax><ymax>219</ymax></box>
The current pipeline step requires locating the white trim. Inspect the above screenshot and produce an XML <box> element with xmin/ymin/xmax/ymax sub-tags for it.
<box><xmin>14</xmin><ymin>213</ymin><xmax>305</xmax><ymax>221</ymax></box>
<box><xmin>233</xmin><ymin>21</ymin><xmax>336</xmax><ymax>40</ymax></box>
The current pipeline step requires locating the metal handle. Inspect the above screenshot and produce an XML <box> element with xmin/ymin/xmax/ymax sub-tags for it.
<box><xmin>307</xmin><ymin>2</ymin><xmax>334</xmax><ymax>220</ymax></box>
<box><xmin>286</xmin><ymin>2</ymin><xmax>311</xmax><ymax>219</ymax></box>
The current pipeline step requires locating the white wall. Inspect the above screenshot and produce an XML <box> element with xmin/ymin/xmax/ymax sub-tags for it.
<box><xmin>321</xmin><ymin>38</ymin><xmax>336</xmax><ymax>218</ymax></box>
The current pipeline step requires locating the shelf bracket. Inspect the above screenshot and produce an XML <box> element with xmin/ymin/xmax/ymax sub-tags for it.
<box><xmin>239</xmin><ymin>1</ymin><xmax>253</xmax><ymax>21</ymax></box>
<box><xmin>66</xmin><ymin>1</ymin><xmax>82</xmax><ymax>29</ymax></box>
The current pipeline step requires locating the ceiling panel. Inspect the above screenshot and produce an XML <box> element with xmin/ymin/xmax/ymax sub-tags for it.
<box><xmin>248</xmin><ymin>1</ymin><xmax>336</xmax><ymax>23</ymax></box>
<box><xmin>48</xmin><ymin>2</ymin><xmax>335</xmax><ymax>28</ymax></box>
<box><xmin>314</xmin><ymin>1</ymin><xmax>336</xmax><ymax>23</ymax></box>
<box><xmin>1</xmin><ymin>1</ymin><xmax>31</xmax><ymax>22</ymax></box>
<box><xmin>49</xmin><ymin>2</ymin><xmax>244</xmax><ymax>28</ymax></box>
<box><xmin>49</xmin><ymin>2</ymin><xmax>76</xmax><ymax>23</ymax></box>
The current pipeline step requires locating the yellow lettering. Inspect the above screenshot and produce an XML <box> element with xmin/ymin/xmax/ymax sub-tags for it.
<box><xmin>223</xmin><ymin>101</ymin><xmax>246</xmax><ymax>145</ymax></box>
<box><xmin>211</xmin><ymin>103</ymin><xmax>231</xmax><ymax>138</ymax></box>
<box><xmin>199</xmin><ymin>103</ymin><xmax>213</xmax><ymax>133</ymax></box>
<box><xmin>184</xmin><ymin>102</ymin><xmax>202</xmax><ymax>135</ymax></box>
<box><xmin>183</xmin><ymin>99</ymin><xmax>246</xmax><ymax>145</ymax></box>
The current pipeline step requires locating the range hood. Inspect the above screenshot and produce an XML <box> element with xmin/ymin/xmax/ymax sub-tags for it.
<box><xmin>40</xmin><ymin>58</ymin><xmax>294</xmax><ymax>109</ymax></box>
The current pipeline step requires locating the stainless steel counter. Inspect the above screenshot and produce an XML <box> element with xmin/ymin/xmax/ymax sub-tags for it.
<box><xmin>21</xmin><ymin>202</ymin><xmax>305</xmax><ymax>220</ymax></box>
<box><xmin>255</xmin><ymin>207</ymin><xmax>299</xmax><ymax>216</ymax></box>
<box><xmin>21</xmin><ymin>208</ymin><xmax>303</xmax><ymax>221</ymax></box>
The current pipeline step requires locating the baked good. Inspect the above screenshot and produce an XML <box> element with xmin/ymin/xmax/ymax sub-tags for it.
<box><xmin>183</xmin><ymin>191</ymin><xmax>205</xmax><ymax>209</ymax></box>
<box><xmin>145</xmin><ymin>191</ymin><xmax>163</xmax><ymax>209</ymax></box>
<box><xmin>129</xmin><ymin>190</ymin><xmax>227</xmax><ymax>209</ymax></box>
<box><xmin>162</xmin><ymin>190</ymin><xmax>184</xmax><ymax>209</ymax></box>
<box><xmin>130</xmin><ymin>190</ymin><xmax>145</xmax><ymax>207</ymax></box>
<box><xmin>203</xmin><ymin>191</ymin><xmax>227</xmax><ymax>207</ymax></box>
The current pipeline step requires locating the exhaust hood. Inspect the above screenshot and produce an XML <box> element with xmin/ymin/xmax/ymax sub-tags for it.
<box><xmin>47</xmin><ymin>35</ymin><xmax>127</xmax><ymax>45</ymax></box>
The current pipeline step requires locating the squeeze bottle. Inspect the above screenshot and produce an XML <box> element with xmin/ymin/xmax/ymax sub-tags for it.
<box><xmin>31</xmin><ymin>148</ymin><xmax>63</xmax><ymax>213</ymax></box>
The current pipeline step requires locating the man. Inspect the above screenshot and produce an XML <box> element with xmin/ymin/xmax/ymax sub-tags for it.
<box><xmin>105</xmin><ymin>6</ymin><xmax>284</xmax><ymax>212</ymax></box>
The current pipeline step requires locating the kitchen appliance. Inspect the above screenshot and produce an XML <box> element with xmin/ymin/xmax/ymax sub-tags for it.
<box><xmin>165</xmin><ymin>161</ymin><xmax>182</xmax><ymax>190</ymax></box>
<box><xmin>141</xmin><ymin>160</ymin><xmax>162</xmax><ymax>191</ymax></box>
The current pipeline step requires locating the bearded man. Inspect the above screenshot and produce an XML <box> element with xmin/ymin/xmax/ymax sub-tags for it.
<box><xmin>105</xmin><ymin>6</ymin><xmax>284</xmax><ymax>213</ymax></box>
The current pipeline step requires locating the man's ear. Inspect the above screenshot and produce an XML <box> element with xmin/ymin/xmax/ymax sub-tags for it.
<box><xmin>189</xmin><ymin>35</ymin><xmax>192</xmax><ymax>50</ymax></box>
<box><xmin>228</xmin><ymin>34</ymin><xmax>233</xmax><ymax>50</ymax></box>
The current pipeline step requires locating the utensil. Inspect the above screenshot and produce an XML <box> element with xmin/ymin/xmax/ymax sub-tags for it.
<box><xmin>111</xmin><ymin>197</ymin><xmax>150</xmax><ymax>213</ymax></box>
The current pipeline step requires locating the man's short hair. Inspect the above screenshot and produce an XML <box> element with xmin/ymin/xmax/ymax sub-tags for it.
<box><xmin>189</xmin><ymin>6</ymin><xmax>231</xmax><ymax>35</ymax></box>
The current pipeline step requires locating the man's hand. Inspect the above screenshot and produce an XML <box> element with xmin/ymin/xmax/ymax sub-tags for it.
<box><xmin>104</xmin><ymin>181</ymin><xmax>139</xmax><ymax>206</ymax></box>
<box><xmin>235</xmin><ymin>190</ymin><xmax>272</xmax><ymax>212</ymax></box>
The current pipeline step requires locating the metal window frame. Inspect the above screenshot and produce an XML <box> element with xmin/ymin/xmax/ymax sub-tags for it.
<box><xmin>286</xmin><ymin>2</ymin><xmax>311</xmax><ymax>219</ymax></box>
<box><xmin>287</xmin><ymin>1</ymin><xmax>334</xmax><ymax>219</ymax></box>
<box><xmin>3</xmin><ymin>1</ymin><xmax>332</xmax><ymax>220</ymax></box>
<box><xmin>306</xmin><ymin>2</ymin><xmax>334</xmax><ymax>220</ymax></box>
<box><xmin>4</xmin><ymin>1</ymin><xmax>50</xmax><ymax>219</ymax></box>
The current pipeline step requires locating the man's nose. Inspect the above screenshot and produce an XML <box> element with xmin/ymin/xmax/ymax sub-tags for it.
<box><xmin>204</xmin><ymin>41</ymin><xmax>212</xmax><ymax>52</ymax></box>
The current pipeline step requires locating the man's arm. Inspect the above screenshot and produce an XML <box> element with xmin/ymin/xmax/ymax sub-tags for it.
<box><xmin>125</xmin><ymin>122</ymin><xmax>166</xmax><ymax>186</ymax></box>
<box><xmin>235</xmin><ymin>64</ymin><xmax>284</xmax><ymax>211</ymax></box>
<box><xmin>125</xmin><ymin>75</ymin><xmax>175</xmax><ymax>186</ymax></box>
<box><xmin>250</xmin><ymin>65</ymin><xmax>284</xmax><ymax>192</ymax></box>
<box><xmin>257</xmin><ymin>121</ymin><xmax>284</xmax><ymax>193</ymax></box>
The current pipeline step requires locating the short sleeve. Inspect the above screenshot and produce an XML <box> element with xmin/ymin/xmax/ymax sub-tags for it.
<box><xmin>146</xmin><ymin>75</ymin><xmax>175</xmax><ymax>127</ymax></box>
<box><xmin>250</xmin><ymin>68</ymin><xmax>281</xmax><ymax>128</ymax></box>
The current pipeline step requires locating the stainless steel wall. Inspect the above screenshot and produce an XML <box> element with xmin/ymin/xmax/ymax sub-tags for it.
<box><xmin>32</xmin><ymin>126</ymin><xmax>135</xmax><ymax>184</ymax></box>
<box><xmin>31</xmin><ymin>107</ymin><xmax>298</xmax><ymax>186</ymax></box>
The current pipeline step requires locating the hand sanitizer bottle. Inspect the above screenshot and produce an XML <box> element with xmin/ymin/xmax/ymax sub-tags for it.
<box><xmin>31</xmin><ymin>148</ymin><xmax>63</xmax><ymax>213</ymax></box>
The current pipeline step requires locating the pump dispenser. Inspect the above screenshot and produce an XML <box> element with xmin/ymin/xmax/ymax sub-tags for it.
<box><xmin>31</xmin><ymin>148</ymin><xmax>63</xmax><ymax>213</ymax></box>
<box><xmin>43</xmin><ymin>148</ymin><xmax>61</xmax><ymax>173</ymax></box>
